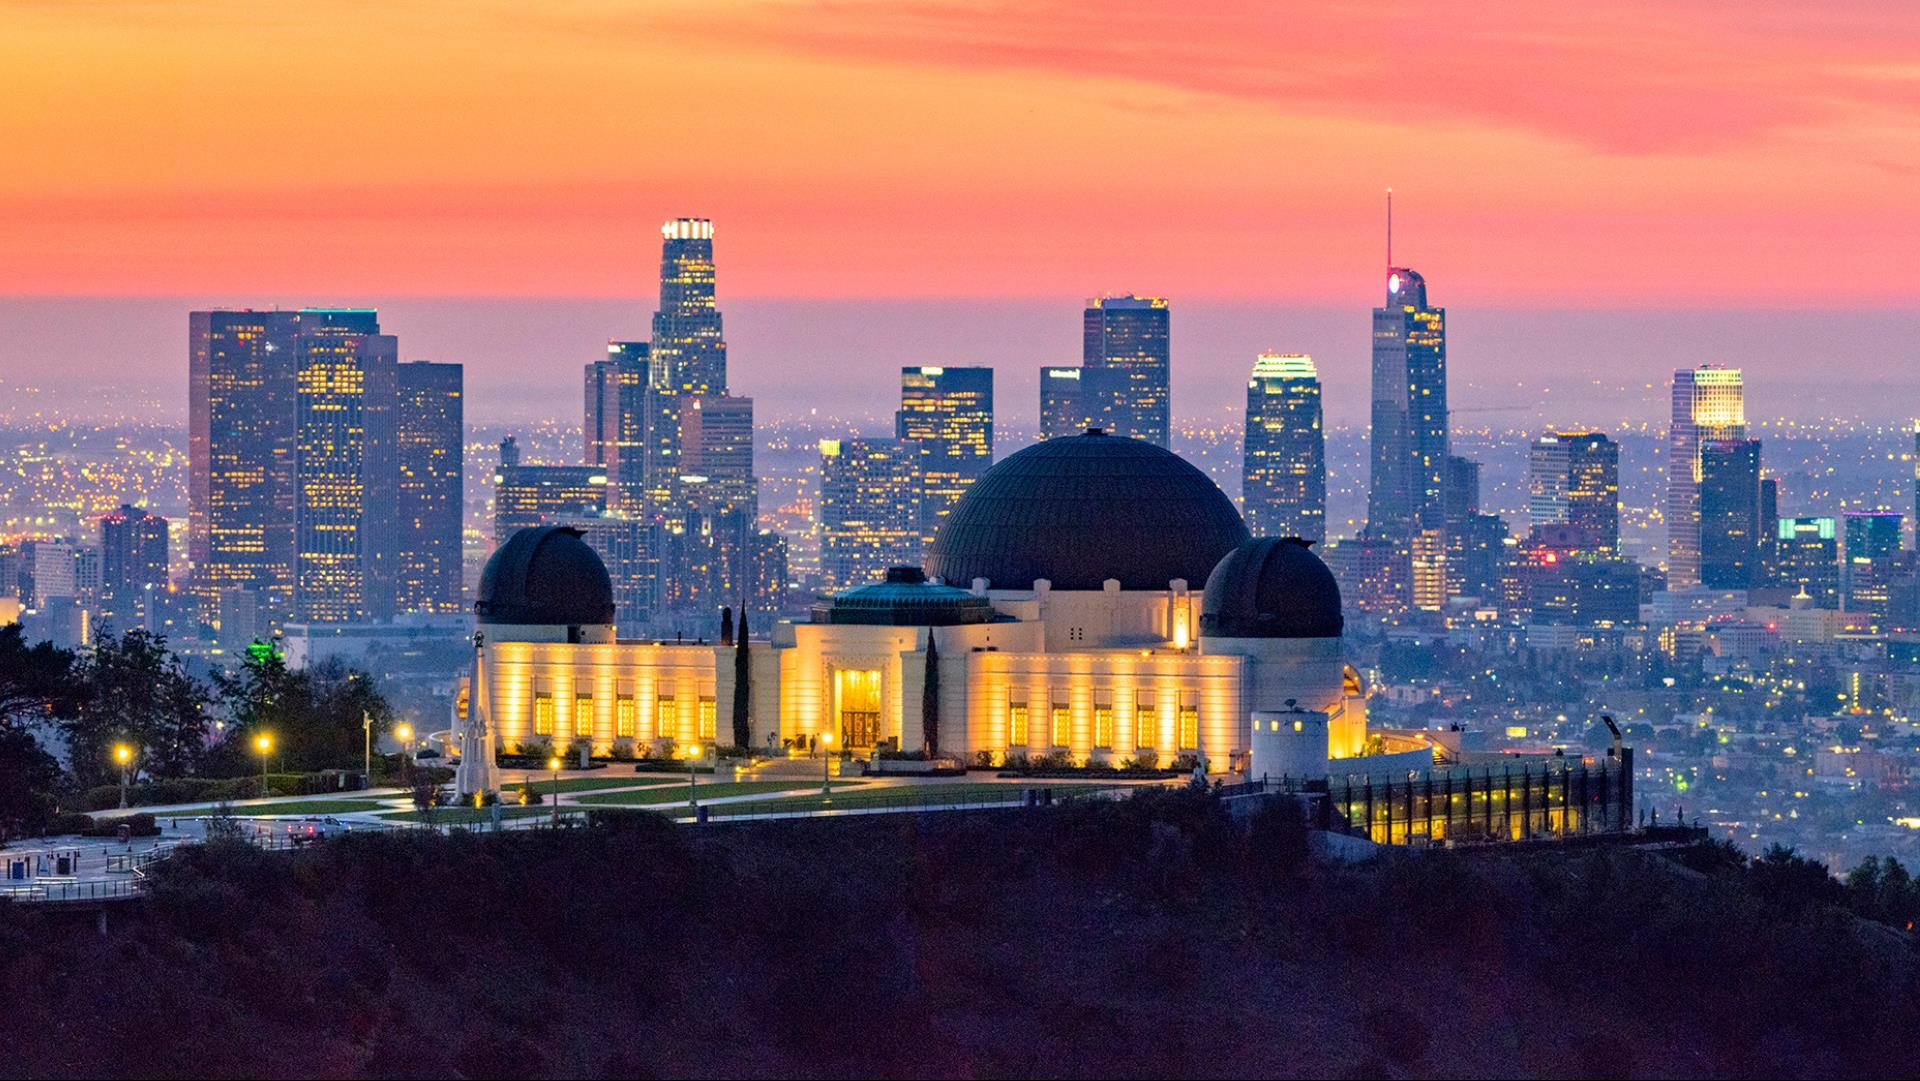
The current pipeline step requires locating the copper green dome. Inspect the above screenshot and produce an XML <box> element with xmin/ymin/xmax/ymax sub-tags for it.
<box><xmin>810</xmin><ymin>566</ymin><xmax>1000</xmax><ymax>626</ymax></box>
<box><xmin>925</xmin><ymin>430</ymin><xmax>1250</xmax><ymax>592</ymax></box>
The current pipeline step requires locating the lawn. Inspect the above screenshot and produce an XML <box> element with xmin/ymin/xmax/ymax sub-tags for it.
<box><xmin>219</xmin><ymin>799</ymin><xmax>396</xmax><ymax>817</ymax></box>
<box><xmin>575</xmin><ymin>780</ymin><xmax>867</xmax><ymax>807</ymax></box>
<box><xmin>700</xmin><ymin>781</ymin><xmax>1138</xmax><ymax>819</ymax></box>
<box><xmin>499</xmin><ymin>776</ymin><xmax>683</xmax><ymax>796</ymax></box>
<box><xmin>377</xmin><ymin>805</ymin><xmax>567</xmax><ymax>825</ymax></box>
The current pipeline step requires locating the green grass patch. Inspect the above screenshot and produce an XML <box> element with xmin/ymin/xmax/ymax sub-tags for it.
<box><xmin>575</xmin><ymin>780</ymin><xmax>867</xmax><ymax>807</ymax></box>
<box><xmin>219</xmin><ymin>799</ymin><xmax>395</xmax><ymax>817</ymax></box>
<box><xmin>502</xmin><ymin>776</ymin><xmax>683</xmax><ymax>796</ymax></box>
<box><xmin>702</xmin><ymin>781</ymin><xmax>1137</xmax><ymax>818</ymax></box>
<box><xmin>377</xmin><ymin>805</ymin><xmax>566</xmax><ymax>825</ymax></box>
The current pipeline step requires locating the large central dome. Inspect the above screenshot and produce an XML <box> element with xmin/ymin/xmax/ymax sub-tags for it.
<box><xmin>926</xmin><ymin>430</ymin><xmax>1250</xmax><ymax>592</ymax></box>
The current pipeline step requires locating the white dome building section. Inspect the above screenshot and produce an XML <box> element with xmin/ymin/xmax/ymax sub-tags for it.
<box><xmin>461</xmin><ymin>432</ymin><xmax>1379</xmax><ymax>776</ymax></box>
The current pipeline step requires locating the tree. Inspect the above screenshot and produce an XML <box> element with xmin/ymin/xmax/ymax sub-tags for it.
<box><xmin>0</xmin><ymin>623</ymin><xmax>79</xmax><ymax>732</ymax></box>
<box><xmin>0</xmin><ymin>726</ymin><xmax>61</xmax><ymax>841</ymax></box>
<box><xmin>212</xmin><ymin>646</ymin><xmax>392</xmax><ymax>774</ymax></box>
<box><xmin>731</xmin><ymin>609</ymin><xmax>752</xmax><ymax>751</ymax></box>
<box><xmin>64</xmin><ymin>628</ymin><xmax>209</xmax><ymax>787</ymax></box>
<box><xmin>921</xmin><ymin>632</ymin><xmax>940</xmax><ymax>757</ymax></box>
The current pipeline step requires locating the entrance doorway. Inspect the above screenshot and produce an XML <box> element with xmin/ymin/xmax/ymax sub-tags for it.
<box><xmin>833</xmin><ymin>668</ymin><xmax>882</xmax><ymax>750</ymax></box>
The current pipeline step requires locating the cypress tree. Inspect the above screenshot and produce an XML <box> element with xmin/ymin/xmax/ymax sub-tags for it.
<box><xmin>731</xmin><ymin>609</ymin><xmax>752</xmax><ymax>751</ymax></box>
<box><xmin>921</xmin><ymin>631</ymin><xmax>941</xmax><ymax>757</ymax></box>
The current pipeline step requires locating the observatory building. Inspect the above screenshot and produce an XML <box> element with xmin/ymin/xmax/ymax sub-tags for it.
<box><xmin>458</xmin><ymin>431</ymin><xmax>1411</xmax><ymax>786</ymax></box>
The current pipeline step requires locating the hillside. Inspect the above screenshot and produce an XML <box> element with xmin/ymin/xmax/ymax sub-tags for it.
<box><xmin>2</xmin><ymin>791</ymin><xmax>1916</xmax><ymax>1079</ymax></box>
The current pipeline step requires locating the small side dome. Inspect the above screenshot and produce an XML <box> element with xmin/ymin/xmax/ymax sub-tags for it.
<box><xmin>476</xmin><ymin>526</ymin><xmax>615</xmax><ymax>626</ymax></box>
<box><xmin>1198</xmin><ymin>537</ymin><xmax>1343</xmax><ymax>639</ymax></box>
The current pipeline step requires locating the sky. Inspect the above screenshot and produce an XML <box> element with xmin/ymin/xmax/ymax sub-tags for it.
<box><xmin>3</xmin><ymin>1</ymin><xmax>1920</xmax><ymax>423</ymax></box>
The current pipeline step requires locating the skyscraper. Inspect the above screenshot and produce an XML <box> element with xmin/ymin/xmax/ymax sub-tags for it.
<box><xmin>1770</xmin><ymin>516</ymin><xmax>1840</xmax><ymax>607</ymax></box>
<box><xmin>396</xmin><ymin>361</ymin><xmax>464</xmax><ymax>614</ymax></box>
<box><xmin>817</xmin><ymin>438</ymin><xmax>920</xmax><ymax>590</ymax></box>
<box><xmin>1366</xmin><ymin>267</ymin><xmax>1447</xmax><ymax>538</ymax></box>
<box><xmin>188</xmin><ymin>309</ymin><xmax>302</xmax><ymax>623</ymax></box>
<box><xmin>1697</xmin><ymin>438</ymin><xmax>1762</xmax><ymax>590</ymax></box>
<box><xmin>293</xmin><ymin>310</ymin><xmax>397</xmax><ymax>624</ymax></box>
<box><xmin>99</xmin><ymin>504</ymin><xmax>168</xmax><ymax>627</ymax></box>
<box><xmin>1082</xmin><ymin>296</ymin><xmax>1171</xmax><ymax>447</ymax></box>
<box><xmin>897</xmin><ymin>366</ymin><xmax>994</xmax><ymax>545</ymax></box>
<box><xmin>190</xmin><ymin>307</ymin><xmax>431</xmax><ymax>629</ymax></box>
<box><xmin>1241</xmin><ymin>353</ymin><xmax>1325</xmax><ymax>543</ymax></box>
<box><xmin>1038</xmin><ymin>366</ymin><xmax>1089</xmax><ymax>441</ymax></box>
<box><xmin>652</xmin><ymin>218</ymin><xmax>726</xmax><ymax>395</ymax></box>
<box><xmin>1667</xmin><ymin>366</ymin><xmax>1746</xmax><ymax>589</ymax></box>
<box><xmin>1843</xmin><ymin>510</ymin><xmax>1903</xmax><ymax>619</ymax></box>
<box><xmin>1528</xmin><ymin>432</ymin><xmax>1621</xmax><ymax>551</ymax></box>
<box><xmin>492</xmin><ymin>439</ymin><xmax>608</xmax><ymax>544</ymax></box>
<box><xmin>584</xmin><ymin>341</ymin><xmax>651</xmax><ymax>507</ymax></box>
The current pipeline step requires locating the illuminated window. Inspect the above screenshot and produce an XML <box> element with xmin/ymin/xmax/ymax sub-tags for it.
<box><xmin>1135</xmin><ymin>697</ymin><xmax>1157</xmax><ymax>747</ymax></box>
<box><xmin>1093</xmin><ymin>705</ymin><xmax>1114</xmax><ymax>749</ymax></box>
<box><xmin>657</xmin><ymin>696</ymin><xmax>678</xmax><ymax>736</ymax></box>
<box><xmin>574</xmin><ymin>694</ymin><xmax>595</xmax><ymax>740</ymax></box>
<box><xmin>615</xmin><ymin>695</ymin><xmax>638</xmax><ymax>738</ymax></box>
<box><xmin>698</xmin><ymin>696</ymin><xmax>717</xmax><ymax>741</ymax></box>
<box><xmin>1178</xmin><ymin>705</ymin><xmax>1199</xmax><ymax>749</ymax></box>
<box><xmin>1051</xmin><ymin>703</ymin><xmax>1071</xmax><ymax>748</ymax></box>
<box><xmin>1009</xmin><ymin>702</ymin><xmax>1029</xmax><ymax>746</ymax></box>
<box><xmin>533</xmin><ymin>694</ymin><xmax>554</xmax><ymax>736</ymax></box>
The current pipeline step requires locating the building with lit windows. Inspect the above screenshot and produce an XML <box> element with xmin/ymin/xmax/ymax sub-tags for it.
<box><xmin>98</xmin><ymin>504</ymin><xmax>168</xmax><ymax>628</ymax></box>
<box><xmin>1698</xmin><ymin>438</ymin><xmax>1762</xmax><ymax>591</ymax></box>
<box><xmin>1769</xmin><ymin>516</ymin><xmax>1840</xmax><ymax>607</ymax></box>
<box><xmin>1842</xmin><ymin>510</ymin><xmax>1903</xmax><ymax>623</ymax></box>
<box><xmin>817</xmin><ymin>438</ymin><xmax>921</xmax><ymax>591</ymax></box>
<box><xmin>492</xmin><ymin>439</ymin><xmax>608</xmax><ymax>544</ymax></box>
<box><xmin>396</xmin><ymin>361</ymin><xmax>464</xmax><ymax>614</ymax></box>
<box><xmin>897</xmin><ymin>366</ymin><xmax>994</xmax><ymax>546</ymax></box>
<box><xmin>1667</xmin><ymin>366</ymin><xmax>1746</xmax><ymax>589</ymax></box>
<box><xmin>1527</xmin><ymin>431</ymin><xmax>1619</xmax><ymax>551</ymax></box>
<box><xmin>1367</xmin><ymin>268</ymin><xmax>1448</xmax><ymax>538</ymax></box>
<box><xmin>1242</xmin><ymin>353</ymin><xmax>1325</xmax><ymax>544</ymax></box>
<box><xmin>1081</xmin><ymin>296</ymin><xmax>1171</xmax><ymax>447</ymax></box>
<box><xmin>651</xmin><ymin>218</ymin><xmax>726</xmax><ymax>395</ymax></box>
<box><xmin>293</xmin><ymin>310</ymin><xmax>397</xmax><ymax>624</ymax></box>
<box><xmin>189</xmin><ymin>309</ymin><xmax>303</xmax><ymax>627</ymax></box>
<box><xmin>1038</xmin><ymin>365</ymin><xmax>1095</xmax><ymax>441</ymax></box>
<box><xmin>584</xmin><ymin>342</ymin><xmax>651</xmax><ymax>507</ymax></box>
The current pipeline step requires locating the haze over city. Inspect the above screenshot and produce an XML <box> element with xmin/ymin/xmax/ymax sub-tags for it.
<box><xmin>7</xmin><ymin>5</ymin><xmax>1920</xmax><ymax>1080</ymax></box>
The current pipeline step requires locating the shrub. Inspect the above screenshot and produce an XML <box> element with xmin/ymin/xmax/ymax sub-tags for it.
<box><xmin>45</xmin><ymin>812</ymin><xmax>94</xmax><ymax>836</ymax></box>
<box><xmin>81</xmin><ymin>812</ymin><xmax>159</xmax><ymax>838</ymax></box>
<box><xmin>608</xmin><ymin>738</ymin><xmax>637</xmax><ymax>761</ymax></box>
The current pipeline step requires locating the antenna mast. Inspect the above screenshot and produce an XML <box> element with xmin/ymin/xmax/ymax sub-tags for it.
<box><xmin>1386</xmin><ymin>187</ymin><xmax>1393</xmax><ymax>268</ymax></box>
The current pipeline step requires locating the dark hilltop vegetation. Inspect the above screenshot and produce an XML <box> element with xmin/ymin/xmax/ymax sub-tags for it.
<box><xmin>2</xmin><ymin>789</ymin><xmax>1918</xmax><ymax>1079</ymax></box>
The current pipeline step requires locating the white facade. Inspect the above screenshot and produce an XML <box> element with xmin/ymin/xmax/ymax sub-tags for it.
<box><xmin>463</xmin><ymin>578</ymin><xmax>1368</xmax><ymax>775</ymax></box>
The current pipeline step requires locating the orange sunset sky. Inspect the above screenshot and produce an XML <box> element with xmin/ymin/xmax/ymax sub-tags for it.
<box><xmin>5</xmin><ymin>0</ymin><xmax>1919</xmax><ymax>305</ymax></box>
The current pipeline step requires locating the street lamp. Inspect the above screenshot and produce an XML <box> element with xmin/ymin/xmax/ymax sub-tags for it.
<box><xmin>254</xmin><ymin>733</ymin><xmax>274</xmax><ymax>799</ymax></box>
<box><xmin>113</xmin><ymin>744</ymin><xmax>133</xmax><ymax>810</ymax></box>
<box><xmin>819</xmin><ymin>730</ymin><xmax>836</xmax><ymax>797</ymax></box>
<box><xmin>395</xmin><ymin>723</ymin><xmax>414</xmax><ymax>783</ymax></box>
<box><xmin>548</xmin><ymin>755</ymin><xmax>562</xmax><ymax>829</ymax></box>
<box><xmin>362</xmin><ymin>710</ymin><xmax>373</xmax><ymax>785</ymax></box>
<box><xmin>684</xmin><ymin>743</ymin><xmax>704</xmax><ymax>809</ymax></box>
